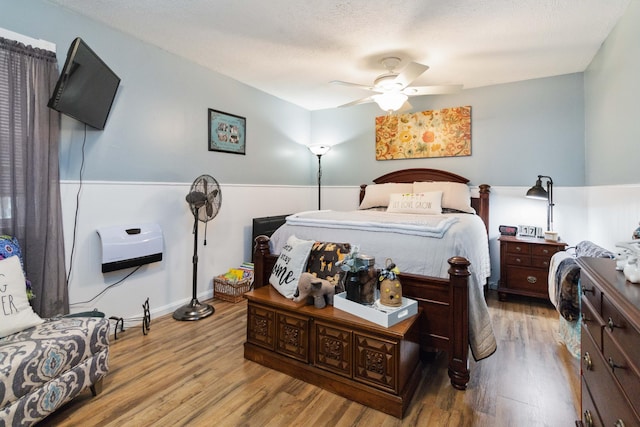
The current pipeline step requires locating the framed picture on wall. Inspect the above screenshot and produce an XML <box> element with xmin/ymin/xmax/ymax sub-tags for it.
<box><xmin>208</xmin><ymin>108</ymin><xmax>246</xmax><ymax>155</ymax></box>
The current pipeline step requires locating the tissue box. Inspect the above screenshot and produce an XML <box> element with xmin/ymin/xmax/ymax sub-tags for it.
<box><xmin>333</xmin><ymin>292</ymin><xmax>418</xmax><ymax>328</ymax></box>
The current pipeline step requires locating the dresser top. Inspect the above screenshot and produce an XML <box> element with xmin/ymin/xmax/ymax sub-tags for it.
<box><xmin>577</xmin><ymin>257</ymin><xmax>640</xmax><ymax>328</ymax></box>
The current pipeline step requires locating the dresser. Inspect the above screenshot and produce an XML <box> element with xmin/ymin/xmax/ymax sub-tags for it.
<box><xmin>243</xmin><ymin>285</ymin><xmax>421</xmax><ymax>418</ymax></box>
<box><xmin>498</xmin><ymin>236</ymin><xmax>567</xmax><ymax>301</ymax></box>
<box><xmin>577</xmin><ymin>257</ymin><xmax>640</xmax><ymax>427</ymax></box>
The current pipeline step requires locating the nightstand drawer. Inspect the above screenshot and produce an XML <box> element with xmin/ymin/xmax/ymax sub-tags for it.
<box><xmin>505</xmin><ymin>253</ymin><xmax>532</xmax><ymax>267</ymax></box>
<box><xmin>531</xmin><ymin>256</ymin><xmax>551</xmax><ymax>269</ymax></box>
<box><xmin>504</xmin><ymin>242</ymin><xmax>531</xmax><ymax>255</ymax></box>
<box><xmin>505</xmin><ymin>266</ymin><xmax>548</xmax><ymax>293</ymax></box>
<box><xmin>531</xmin><ymin>244</ymin><xmax>560</xmax><ymax>258</ymax></box>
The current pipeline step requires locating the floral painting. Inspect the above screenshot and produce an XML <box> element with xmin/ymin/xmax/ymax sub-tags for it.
<box><xmin>375</xmin><ymin>106</ymin><xmax>471</xmax><ymax>160</ymax></box>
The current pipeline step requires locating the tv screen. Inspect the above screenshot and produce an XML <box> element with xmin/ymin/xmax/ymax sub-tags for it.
<box><xmin>48</xmin><ymin>37</ymin><xmax>120</xmax><ymax>130</ymax></box>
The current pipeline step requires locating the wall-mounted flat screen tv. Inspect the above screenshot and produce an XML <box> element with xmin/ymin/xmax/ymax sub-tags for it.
<box><xmin>48</xmin><ymin>37</ymin><xmax>120</xmax><ymax>130</ymax></box>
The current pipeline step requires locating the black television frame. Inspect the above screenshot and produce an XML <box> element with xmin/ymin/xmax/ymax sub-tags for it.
<box><xmin>48</xmin><ymin>37</ymin><xmax>120</xmax><ymax>130</ymax></box>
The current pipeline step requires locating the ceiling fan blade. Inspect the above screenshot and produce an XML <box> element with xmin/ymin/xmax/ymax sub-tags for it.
<box><xmin>393</xmin><ymin>62</ymin><xmax>429</xmax><ymax>89</ymax></box>
<box><xmin>337</xmin><ymin>96</ymin><xmax>374</xmax><ymax>108</ymax></box>
<box><xmin>403</xmin><ymin>84</ymin><xmax>463</xmax><ymax>96</ymax></box>
<box><xmin>330</xmin><ymin>80</ymin><xmax>376</xmax><ymax>91</ymax></box>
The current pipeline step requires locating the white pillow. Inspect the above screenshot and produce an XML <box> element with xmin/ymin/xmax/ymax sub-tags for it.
<box><xmin>413</xmin><ymin>181</ymin><xmax>475</xmax><ymax>213</ymax></box>
<box><xmin>359</xmin><ymin>183</ymin><xmax>413</xmax><ymax>209</ymax></box>
<box><xmin>387</xmin><ymin>191</ymin><xmax>443</xmax><ymax>214</ymax></box>
<box><xmin>0</xmin><ymin>256</ymin><xmax>44</xmax><ymax>338</ymax></box>
<box><xmin>269</xmin><ymin>235</ymin><xmax>314</xmax><ymax>298</ymax></box>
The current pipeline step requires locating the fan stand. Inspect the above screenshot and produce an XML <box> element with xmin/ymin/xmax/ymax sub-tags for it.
<box><xmin>173</xmin><ymin>213</ymin><xmax>214</xmax><ymax>321</ymax></box>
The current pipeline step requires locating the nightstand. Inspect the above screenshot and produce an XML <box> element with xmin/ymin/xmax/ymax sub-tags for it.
<box><xmin>498</xmin><ymin>235</ymin><xmax>567</xmax><ymax>301</ymax></box>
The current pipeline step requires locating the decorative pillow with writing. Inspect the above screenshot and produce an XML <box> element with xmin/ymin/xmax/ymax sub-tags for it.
<box><xmin>269</xmin><ymin>235</ymin><xmax>314</xmax><ymax>298</ymax></box>
<box><xmin>387</xmin><ymin>191</ymin><xmax>443</xmax><ymax>214</ymax></box>
<box><xmin>359</xmin><ymin>183</ymin><xmax>413</xmax><ymax>209</ymax></box>
<box><xmin>413</xmin><ymin>181</ymin><xmax>475</xmax><ymax>213</ymax></box>
<box><xmin>306</xmin><ymin>241</ymin><xmax>351</xmax><ymax>286</ymax></box>
<box><xmin>0</xmin><ymin>255</ymin><xmax>44</xmax><ymax>338</ymax></box>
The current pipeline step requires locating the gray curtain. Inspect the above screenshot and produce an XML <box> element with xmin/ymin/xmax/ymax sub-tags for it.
<box><xmin>0</xmin><ymin>37</ymin><xmax>68</xmax><ymax>317</ymax></box>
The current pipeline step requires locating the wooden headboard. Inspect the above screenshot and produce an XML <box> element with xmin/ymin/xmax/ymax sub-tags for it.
<box><xmin>359</xmin><ymin>168</ymin><xmax>490</xmax><ymax>233</ymax></box>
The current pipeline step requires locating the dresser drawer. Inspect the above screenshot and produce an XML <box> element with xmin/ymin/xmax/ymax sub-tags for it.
<box><xmin>581</xmin><ymin>297</ymin><xmax>604</xmax><ymax>349</ymax></box>
<box><xmin>603</xmin><ymin>330</ymin><xmax>640</xmax><ymax>417</ymax></box>
<box><xmin>580</xmin><ymin>274</ymin><xmax>602</xmax><ymax>314</ymax></box>
<box><xmin>505</xmin><ymin>266</ymin><xmax>548</xmax><ymax>294</ymax></box>
<box><xmin>582</xmin><ymin>326</ymin><xmax>639</xmax><ymax>427</ymax></box>
<box><xmin>581</xmin><ymin>381</ymin><xmax>604</xmax><ymax>427</ymax></box>
<box><xmin>602</xmin><ymin>294</ymin><xmax>640</xmax><ymax>367</ymax></box>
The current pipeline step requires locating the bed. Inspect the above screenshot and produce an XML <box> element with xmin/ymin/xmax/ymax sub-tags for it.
<box><xmin>548</xmin><ymin>241</ymin><xmax>615</xmax><ymax>357</ymax></box>
<box><xmin>252</xmin><ymin>168</ymin><xmax>496</xmax><ymax>390</ymax></box>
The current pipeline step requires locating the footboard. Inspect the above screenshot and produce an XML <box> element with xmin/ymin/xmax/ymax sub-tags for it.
<box><xmin>252</xmin><ymin>235</ymin><xmax>471</xmax><ymax>390</ymax></box>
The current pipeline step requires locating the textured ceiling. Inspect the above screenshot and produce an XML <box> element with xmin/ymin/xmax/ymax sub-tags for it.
<box><xmin>48</xmin><ymin>0</ymin><xmax>630</xmax><ymax>111</ymax></box>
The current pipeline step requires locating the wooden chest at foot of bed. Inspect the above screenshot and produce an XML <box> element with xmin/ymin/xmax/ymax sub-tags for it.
<box><xmin>243</xmin><ymin>285</ymin><xmax>422</xmax><ymax>418</ymax></box>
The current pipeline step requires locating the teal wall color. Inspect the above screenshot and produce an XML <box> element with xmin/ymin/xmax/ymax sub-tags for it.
<box><xmin>312</xmin><ymin>74</ymin><xmax>585</xmax><ymax>187</ymax></box>
<box><xmin>1</xmin><ymin>0</ymin><xmax>314</xmax><ymax>185</ymax></box>
<box><xmin>2</xmin><ymin>0</ymin><xmax>589</xmax><ymax>188</ymax></box>
<box><xmin>584</xmin><ymin>0</ymin><xmax>640</xmax><ymax>186</ymax></box>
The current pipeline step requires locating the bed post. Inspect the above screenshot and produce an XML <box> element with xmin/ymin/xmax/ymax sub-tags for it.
<box><xmin>253</xmin><ymin>235</ymin><xmax>271</xmax><ymax>289</ymax></box>
<box><xmin>447</xmin><ymin>256</ymin><xmax>470</xmax><ymax>390</ymax></box>
<box><xmin>477</xmin><ymin>184</ymin><xmax>490</xmax><ymax>233</ymax></box>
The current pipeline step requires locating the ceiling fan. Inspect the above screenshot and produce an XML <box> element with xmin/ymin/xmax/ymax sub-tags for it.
<box><xmin>331</xmin><ymin>57</ymin><xmax>462</xmax><ymax>113</ymax></box>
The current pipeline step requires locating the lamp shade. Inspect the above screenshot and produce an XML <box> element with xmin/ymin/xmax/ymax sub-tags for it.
<box><xmin>526</xmin><ymin>178</ymin><xmax>548</xmax><ymax>200</ymax></box>
<box><xmin>308</xmin><ymin>144</ymin><xmax>331</xmax><ymax>156</ymax></box>
<box><xmin>372</xmin><ymin>92</ymin><xmax>408</xmax><ymax>112</ymax></box>
<box><xmin>525</xmin><ymin>175</ymin><xmax>554</xmax><ymax>232</ymax></box>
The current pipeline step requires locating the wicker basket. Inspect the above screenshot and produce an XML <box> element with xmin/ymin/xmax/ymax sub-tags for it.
<box><xmin>213</xmin><ymin>275</ymin><xmax>253</xmax><ymax>303</ymax></box>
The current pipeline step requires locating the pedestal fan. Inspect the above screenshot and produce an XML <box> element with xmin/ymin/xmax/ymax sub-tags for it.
<box><xmin>173</xmin><ymin>174</ymin><xmax>222</xmax><ymax>321</ymax></box>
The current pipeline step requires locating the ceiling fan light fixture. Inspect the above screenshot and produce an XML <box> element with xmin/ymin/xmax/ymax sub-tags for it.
<box><xmin>373</xmin><ymin>92</ymin><xmax>408</xmax><ymax>112</ymax></box>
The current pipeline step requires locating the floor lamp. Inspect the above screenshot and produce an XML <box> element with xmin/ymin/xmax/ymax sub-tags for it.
<box><xmin>308</xmin><ymin>145</ymin><xmax>331</xmax><ymax>210</ymax></box>
<box><xmin>526</xmin><ymin>175</ymin><xmax>554</xmax><ymax>231</ymax></box>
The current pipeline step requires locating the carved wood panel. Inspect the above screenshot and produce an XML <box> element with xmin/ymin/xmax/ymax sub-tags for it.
<box><xmin>246</xmin><ymin>304</ymin><xmax>275</xmax><ymax>350</ymax></box>
<box><xmin>354</xmin><ymin>333</ymin><xmax>398</xmax><ymax>393</ymax></box>
<box><xmin>276</xmin><ymin>311</ymin><xmax>309</xmax><ymax>362</ymax></box>
<box><xmin>314</xmin><ymin>321</ymin><xmax>352</xmax><ymax>377</ymax></box>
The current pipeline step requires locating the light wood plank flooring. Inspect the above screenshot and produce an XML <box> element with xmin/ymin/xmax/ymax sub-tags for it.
<box><xmin>40</xmin><ymin>291</ymin><xmax>580</xmax><ymax>426</ymax></box>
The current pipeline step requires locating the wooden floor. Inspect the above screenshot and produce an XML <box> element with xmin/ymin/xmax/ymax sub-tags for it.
<box><xmin>41</xmin><ymin>291</ymin><xmax>580</xmax><ymax>426</ymax></box>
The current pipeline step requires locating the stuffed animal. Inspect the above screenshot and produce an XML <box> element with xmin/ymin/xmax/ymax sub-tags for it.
<box><xmin>293</xmin><ymin>272</ymin><xmax>335</xmax><ymax>308</ymax></box>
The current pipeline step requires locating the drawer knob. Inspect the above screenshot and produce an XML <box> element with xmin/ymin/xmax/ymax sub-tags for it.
<box><xmin>515</xmin><ymin>258</ymin><xmax>522</xmax><ymax>263</ymax></box>
<box><xmin>608</xmin><ymin>356</ymin><xmax>625</xmax><ymax>372</ymax></box>
<box><xmin>582</xmin><ymin>352</ymin><xmax>593</xmax><ymax>370</ymax></box>
<box><xmin>527</xmin><ymin>276</ymin><xmax>537</xmax><ymax>284</ymax></box>
<box><xmin>582</xmin><ymin>287</ymin><xmax>595</xmax><ymax>295</ymax></box>
<box><xmin>615</xmin><ymin>420</ymin><xmax>626</xmax><ymax>427</ymax></box>
<box><xmin>607</xmin><ymin>316</ymin><xmax>623</xmax><ymax>332</ymax></box>
<box><xmin>542</xmin><ymin>249</ymin><xmax>549</xmax><ymax>254</ymax></box>
<box><xmin>515</xmin><ymin>246</ymin><xmax>522</xmax><ymax>252</ymax></box>
<box><xmin>583</xmin><ymin>409</ymin><xmax>594</xmax><ymax>427</ymax></box>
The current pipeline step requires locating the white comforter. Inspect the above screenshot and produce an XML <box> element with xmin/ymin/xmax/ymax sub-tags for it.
<box><xmin>269</xmin><ymin>210</ymin><xmax>497</xmax><ymax>361</ymax></box>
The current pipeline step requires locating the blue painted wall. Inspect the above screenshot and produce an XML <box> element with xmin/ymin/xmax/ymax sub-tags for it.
<box><xmin>312</xmin><ymin>74</ymin><xmax>585</xmax><ymax>187</ymax></box>
<box><xmin>2</xmin><ymin>0</ymin><xmax>589</xmax><ymax>189</ymax></box>
<box><xmin>584</xmin><ymin>0</ymin><xmax>640</xmax><ymax>185</ymax></box>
